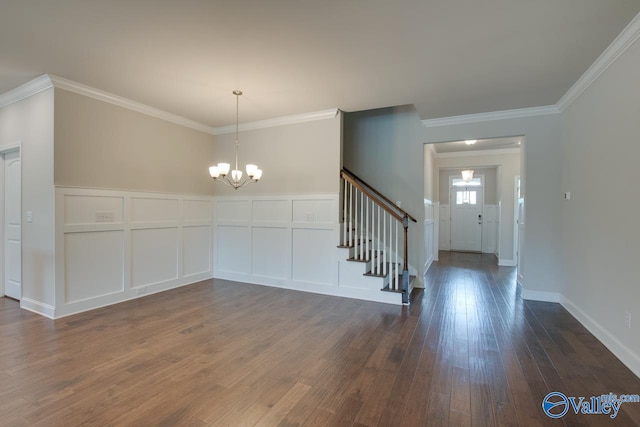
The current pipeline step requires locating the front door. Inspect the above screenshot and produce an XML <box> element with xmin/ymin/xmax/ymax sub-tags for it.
<box><xmin>450</xmin><ymin>187</ymin><xmax>483</xmax><ymax>252</ymax></box>
<box><xmin>3</xmin><ymin>150</ymin><xmax>21</xmax><ymax>300</ymax></box>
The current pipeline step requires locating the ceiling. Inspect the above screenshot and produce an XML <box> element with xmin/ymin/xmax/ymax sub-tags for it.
<box><xmin>1</xmin><ymin>1</ymin><xmax>639</xmax><ymax>127</ymax></box>
<box><xmin>433</xmin><ymin>136</ymin><xmax>522</xmax><ymax>154</ymax></box>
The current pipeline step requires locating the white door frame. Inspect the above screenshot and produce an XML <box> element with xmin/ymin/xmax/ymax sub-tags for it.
<box><xmin>449</xmin><ymin>174</ymin><xmax>484</xmax><ymax>252</ymax></box>
<box><xmin>0</xmin><ymin>141</ymin><xmax>22</xmax><ymax>299</ymax></box>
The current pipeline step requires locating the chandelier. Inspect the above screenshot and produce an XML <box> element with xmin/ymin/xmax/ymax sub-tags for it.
<box><xmin>461</xmin><ymin>169</ymin><xmax>474</xmax><ymax>183</ymax></box>
<box><xmin>208</xmin><ymin>90</ymin><xmax>262</xmax><ymax>189</ymax></box>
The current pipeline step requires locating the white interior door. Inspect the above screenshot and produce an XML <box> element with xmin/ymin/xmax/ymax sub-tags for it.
<box><xmin>3</xmin><ymin>150</ymin><xmax>21</xmax><ymax>300</ymax></box>
<box><xmin>450</xmin><ymin>187</ymin><xmax>483</xmax><ymax>252</ymax></box>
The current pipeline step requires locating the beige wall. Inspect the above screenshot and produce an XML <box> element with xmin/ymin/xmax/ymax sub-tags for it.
<box><xmin>54</xmin><ymin>88</ymin><xmax>216</xmax><ymax>195</ymax></box>
<box><xmin>561</xmin><ymin>37</ymin><xmax>640</xmax><ymax>368</ymax></box>
<box><xmin>343</xmin><ymin>105</ymin><xmax>427</xmax><ymax>285</ymax></box>
<box><xmin>212</xmin><ymin>113</ymin><xmax>342</xmax><ymax>195</ymax></box>
<box><xmin>0</xmin><ymin>88</ymin><xmax>55</xmax><ymax>307</ymax></box>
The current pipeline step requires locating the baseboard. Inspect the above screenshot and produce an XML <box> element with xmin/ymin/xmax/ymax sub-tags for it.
<box><xmin>21</xmin><ymin>298</ymin><xmax>56</xmax><ymax>319</ymax></box>
<box><xmin>498</xmin><ymin>258</ymin><xmax>516</xmax><ymax>267</ymax></box>
<box><xmin>560</xmin><ymin>296</ymin><xmax>640</xmax><ymax>379</ymax></box>
<box><xmin>521</xmin><ymin>289</ymin><xmax>562</xmax><ymax>303</ymax></box>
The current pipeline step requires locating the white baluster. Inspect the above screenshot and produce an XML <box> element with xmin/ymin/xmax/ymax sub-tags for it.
<box><xmin>377</xmin><ymin>205</ymin><xmax>381</xmax><ymax>274</ymax></box>
<box><xmin>366</xmin><ymin>197</ymin><xmax>369</xmax><ymax>260</ymax></box>
<box><xmin>354</xmin><ymin>188</ymin><xmax>359</xmax><ymax>259</ymax></box>
<box><xmin>343</xmin><ymin>179</ymin><xmax>347</xmax><ymax>246</ymax></box>
<box><xmin>360</xmin><ymin>191</ymin><xmax>364</xmax><ymax>260</ymax></box>
<box><xmin>395</xmin><ymin>220</ymin><xmax>399</xmax><ymax>290</ymax></box>
<box><xmin>383</xmin><ymin>211</ymin><xmax>387</xmax><ymax>277</ymax></box>
<box><xmin>349</xmin><ymin>183</ymin><xmax>353</xmax><ymax>247</ymax></box>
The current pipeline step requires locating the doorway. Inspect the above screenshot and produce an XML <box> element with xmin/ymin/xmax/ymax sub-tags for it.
<box><xmin>450</xmin><ymin>179</ymin><xmax>484</xmax><ymax>252</ymax></box>
<box><xmin>1</xmin><ymin>145</ymin><xmax>21</xmax><ymax>301</ymax></box>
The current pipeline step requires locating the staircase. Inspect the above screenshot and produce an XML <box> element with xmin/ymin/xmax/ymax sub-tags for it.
<box><xmin>337</xmin><ymin>168</ymin><xmax>417</xmax><ymax>305</ymax></box>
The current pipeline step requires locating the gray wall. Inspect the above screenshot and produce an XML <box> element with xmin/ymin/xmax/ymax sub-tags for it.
<box><xmin>424</xmin><ymin>114</ymin><xmax>563</xmax><ymax>295</ymax></box>
<box><xmin>212</xmin><ymin>113</ymin><xmax>342</xmax><ymax>196</ymax></box>
<box><xmin>561</xmin><ymin>37</ymin><xmax>640</xmax><ymax>366</ymax></box>
<box><xmin>0</xmin><ymin>88</ymin><xmax>55</xmax><ymax>306</ymax></box>
<box><xmin>343</xmin><ymin>105</ymin><xmax>427</xmax><ymax>285</ymax></box>
<box><xmin>54</xmin><ymin>88</ymin><xmax>216</xmax><ymax>195</ymax></box>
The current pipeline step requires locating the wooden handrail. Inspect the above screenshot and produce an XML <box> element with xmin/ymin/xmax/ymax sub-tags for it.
<box><xmin>342</xmin><ymin>172</ymin><xmax>403</xmax><ymax>222</ymax></box>
<box><xmin>341</xmin><ymin>168</ymin><xmax>417</xmax><ymax>223</ymax></box>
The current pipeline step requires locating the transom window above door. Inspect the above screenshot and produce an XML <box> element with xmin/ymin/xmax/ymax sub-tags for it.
<box><xmin>452</xmin><ymin>177</ymin><xmax>482</xmax><ymax>187</ymax></box>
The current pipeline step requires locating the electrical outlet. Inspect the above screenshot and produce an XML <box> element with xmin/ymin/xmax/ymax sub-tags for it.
<box><xmin>625</xmin><ymin>311</ymin><xmax>631</xmax><ymax>329</ymax></box>
<box><xmin>305</xmin><ymin>213</ymin><xmax>314</xmax><ymax>222</ymax></box>
<box><xmin>564</xmin><ymin>192</ymin><xmax>571</xmax><ymax>200</ymax></box>
<box><xmin>96</xmin><ymin>212</ymin><xmax>114</xmax><ymax>222</ymax></box>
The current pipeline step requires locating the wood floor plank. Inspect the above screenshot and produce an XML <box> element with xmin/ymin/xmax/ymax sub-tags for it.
<box><xmin>1</xmin><ymin>252</ymin><xmax>640</xmax><ymax>426</ymax></box>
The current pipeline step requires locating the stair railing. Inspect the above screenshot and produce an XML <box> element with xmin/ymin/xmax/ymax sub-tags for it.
<box><xmin>340</xmin><ymin>168</ymin><xmax>417</xmax><ymax>304</ymax></box>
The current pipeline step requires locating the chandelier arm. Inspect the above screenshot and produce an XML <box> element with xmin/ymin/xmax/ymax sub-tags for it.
<box><xmin>214</xmin><ymin>176</ymin><xmax>236</xmax><ymax>188</ymax></box>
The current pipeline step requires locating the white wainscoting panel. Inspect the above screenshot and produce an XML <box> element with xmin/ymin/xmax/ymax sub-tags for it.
<box><xmin>216</xmin><ymin>225</ymin><xmax>251</xmax><ymax>275</ymax></box>
<box><xmin>216</xmin><ymin>199</ymin><xmax>250</xmax><ymax>222</ymax></box>
<box><xmin>214</xmin><ymin>194</ymin><xmax>341</xmax><ymax>299</ymax></box>
<box><xmin>292</xmin><ymin>199</ymin><xmax>334</xmax><ymax>223</ymax></box>
<box><xmin>183</xmin><ymin>225</ymin><xmax>211</xmax><ymax>277</ymax></box>
<box><xmin>131</xmin><ymin>228</ymin><xmax>179</xmax><ymax>287</ymax></box>
<box><xmin>55</xmin><ymin>188</ymin><xmax>214</xmax><ymax>318</ymax></box>
<box><xmin>439</xmin><ymin>204</ymin><xmax>450</xmax><ymax>250</ymax></box>
<box><xmin>64</xmin><ymin>230</ymin><xmax>124</xmax><ymax>303</ymax></box>
<box><xmin>424</xmin><ymin>199</ymin><xmax>435</xmax><ymax>274</ymax></box>
<box><xmin>131</xmin><ymin>197</ymin><xmax>179</xmax><ymax>223</ymax></box>
<box><xmin>64</xmin><ymin>195</ymin><xmax>124</xmax><ymax>224</ymax></box>
<box><xmin>253</xmin><ymin>200</ymin><xmax>289</xmax><ymax>223</ymax></box>
<box><xmin>252</xmin><ymin>227</ymin><xmax>288</xmax><ymax>279</ymax></box>
<box><xmin>292</xmin><ymin>228</ymin><xmax>334</xmax><ymax>285</ymax></box>
<box><xmin>482</xmin><ymin>205</ymin><xmax>498</xmax><ymax>254</ymax></box>
<box><xmin>183</xmin><ymin>199</ymin><xmax>212</xmax><ymax>222</ymax></box>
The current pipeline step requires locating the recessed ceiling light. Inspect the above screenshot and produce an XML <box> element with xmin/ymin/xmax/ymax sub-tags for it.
<box><xmin>464</xmin><ymin>140</ymin><xmax>477</xmax><ymax>145</ymax></box>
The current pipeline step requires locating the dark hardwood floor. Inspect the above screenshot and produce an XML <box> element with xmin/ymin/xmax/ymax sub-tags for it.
<box><xmin>1</xmin><ymin>251</ymin><xmax>639</xmax><ymax>426</ymax></box>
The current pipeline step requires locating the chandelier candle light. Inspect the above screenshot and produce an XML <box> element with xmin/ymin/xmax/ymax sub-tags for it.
<box><xmin>208</xmin><ymin>90</ymin><xmax>262</xmax><ymax>189</ymax></box>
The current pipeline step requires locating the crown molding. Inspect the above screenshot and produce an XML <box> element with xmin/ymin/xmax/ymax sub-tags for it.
<box><xmin>1</xmin><ymin>74</ymin><xmax>339</xmax><ymax>135</ymax></box>
<box><xmin>212</xmin><ymin>108</ymin><xmax>339</xmax><ymax>135</ymax></box>
<box><xmin>48</xmin><ymin>74</ymin><xmax>218</xmax><ymax>135</ymax></box>
<box><xmin>0</xmin><ymin>74</ymin><xmax>53</xmax><ymax>108</ymax></box>
<box><xmin>557</xmin><ymin>12</ymin><xmax>640</xmax><ymax>111</ymax></box>
<box><xmin>421</xmin><ymin>105</ymin><xmax>559</xmax><ymax>128</ymax></box>
<box><xmin>434</xmin><ymin>147</ymin><xmax>521</xmax><ymax>158</ymax></box>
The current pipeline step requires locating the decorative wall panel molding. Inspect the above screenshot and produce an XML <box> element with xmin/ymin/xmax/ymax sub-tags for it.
<box><xmin>214</xmin><ymin>193</ymin><xmax>348</xmax><ymax>299</ymax></box>
<box><xmin>55</xmin><ymin>187</ymin><xmax>213</xmax><ymax>318</ymax></box>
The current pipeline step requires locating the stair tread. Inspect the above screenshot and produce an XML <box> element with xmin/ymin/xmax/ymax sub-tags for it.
<box><xmin>336</xmin><ymin>239</ymin><xmax>372</xmax><ymax>249</ymax></box>
<box><xmin>346</xmin><ymin>251</ymin><xmax>385</xmax><ymax>263</ymax></box>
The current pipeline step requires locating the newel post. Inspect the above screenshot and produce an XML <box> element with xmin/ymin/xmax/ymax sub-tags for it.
<box><xmin>402</xmin><ymin>216</ymin><xmax>410</xmax><ymax>304</ymax></box>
